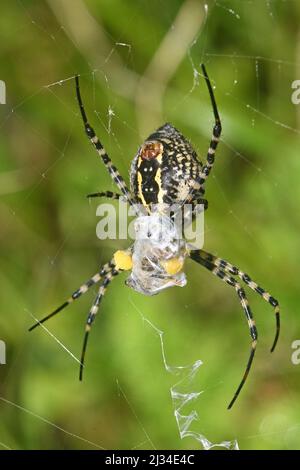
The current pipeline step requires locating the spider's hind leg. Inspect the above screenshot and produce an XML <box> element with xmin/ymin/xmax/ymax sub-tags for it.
<box><xmin>195</xmin><ymin>249</ymin><xmax>280</xmax><ymax>352</ymax></box>
<box><xmin>190</xmin><ymin>249</ymin><xmax>258</xmax><ymax>409</ymax></box>
<box><xmin>28</xmin><ymin>257</ymin><xmax>120</xmax><ymax>332</ymax></box>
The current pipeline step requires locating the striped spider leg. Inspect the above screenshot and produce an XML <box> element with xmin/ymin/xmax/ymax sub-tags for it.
<box><xmin>75</xmin><ymin>75</ymin><xmax>138</xmax><ymax>212</ymax></box>
<box><xmin>29</xmin><ymin>64</ymin><xmax>279</xmax><ymax>410</ymax></box>
<box><xmin>29</xmin><ymin>259</ymin><xmax>122</xmax><ymax>380</ymax></box>
<box><xmin>189</xmin><ymin>193</ymin><xmax>208</xmax><ymax>217</ymax></box>
<box><xmin>197</xmin><ymin>64</ymin><xmax>222</xmax><ymax>193</ymax></box>
<box><xmin>79</xmin><ymin>265</ymin><xmax>120</xmax><ymax>380</ymax></box>
<box><xmin>86</xmin><ymin>190</ymin><xmax>122</xmax><ymax>200</ymax></box>
<box><xmin>30</xmin><ymin>78</ymin><xmax>138</xmax><ymax>380</ymax></box>
<box><xmin>195</xmin><ymin>249</ymin><xmax>280</xmax><ymax>351</ymax></box>
<box><xmin>189</xmin><ymin>249</ymin><xmax>280</xmax><ymax>409</ymax></box>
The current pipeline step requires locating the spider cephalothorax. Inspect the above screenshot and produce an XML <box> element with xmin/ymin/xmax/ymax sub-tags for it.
<box><xmin>30</xmin><ymin>65</ymin><xmax>280</xmax><ymax>410</ymax></box>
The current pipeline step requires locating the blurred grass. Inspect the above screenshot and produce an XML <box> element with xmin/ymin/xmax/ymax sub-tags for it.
<box><xmin>0</xmin><ymin>0</ymin><xmax>300</xmax><ymax>450</ymax></box>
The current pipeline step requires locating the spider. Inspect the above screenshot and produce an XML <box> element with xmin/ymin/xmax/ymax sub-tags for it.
<box><xmin>29</xmin><ymin>65</ymin><xmax>280</xmax><ymax>409</ymax></box>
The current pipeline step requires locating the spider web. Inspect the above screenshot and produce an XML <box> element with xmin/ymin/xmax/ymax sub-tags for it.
<box><xmin>0</xmin><ymin>0</ymin><xmax>299</xmax><ymax>450</ymax></box>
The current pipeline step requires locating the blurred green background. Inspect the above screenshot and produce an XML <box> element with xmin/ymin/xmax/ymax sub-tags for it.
<box><xmin>0</xmin><ymin>0</ymin><xmax>300</xmax><ymax>450</ymax></box>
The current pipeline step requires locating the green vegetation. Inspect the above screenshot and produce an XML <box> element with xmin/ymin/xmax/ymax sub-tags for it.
<box><xmin>0</xmin><ymin>0</ymin><xmax>299</xmax><ymax>450</ymax></box>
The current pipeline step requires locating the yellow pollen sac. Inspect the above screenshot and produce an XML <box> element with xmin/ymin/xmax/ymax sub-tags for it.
<box><xmin>162</xmin><ymin>257</ymin><xmax>184</xmax><ymax>275</ymax></box>
<box><xmin>113</xmin><ymin>250</ymin><xmax>133</xmax><ymax>271</ymax></box>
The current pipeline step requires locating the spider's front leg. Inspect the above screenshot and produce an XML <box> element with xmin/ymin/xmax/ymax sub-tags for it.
<box><xmin>193</xmin><ymin>249</ymin><xmax>280</xmax><ymax>352</ymax></box>
<box><xmin>75</xmin><ymin>76</ymin><xmax>137</xmax><ymax>211</ymax></box>
<box><xmin>198</xmin><ymin>64</ymin><xmax>222</xmax><ymax>190</ymax></box>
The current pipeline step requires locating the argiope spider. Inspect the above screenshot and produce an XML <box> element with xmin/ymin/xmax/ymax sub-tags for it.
<box><xmin>29</xmin><ymin>65</ymin><xmax>280</xmax><ymax>409</ymax></box>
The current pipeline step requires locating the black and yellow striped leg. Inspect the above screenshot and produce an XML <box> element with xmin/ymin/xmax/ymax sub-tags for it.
<box><xmin>87</xmin><ymin>190</ymin><xmax>122</xmax><ymax>200</ymax></box>
<box><xmin>79</xmin><ymin>268</ymin><xmax>119</xmax><ymax>381</ymax></box>
<box><xmin>193</xmin><ymin>249</ymin><xmax>280</xmax><ymax>352</ymax></box>
<box><xmin>28</xmin><ymin>261</ymin><xmax>115</xmax><ymax>331</ymax></box>
<box><xmin>75</xmin><ymin>76</ymin><xmax>137</xmax><ymax>210</ymax></box>
<box><xmin>190</xmin><ymin>250</ymin><xmax>258</xmax><ymax>409</ymax></box>
<box><xmin>198</xmin><ymin>64</ymin><xmax>222</xmax><ymax>189</ymax></box>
